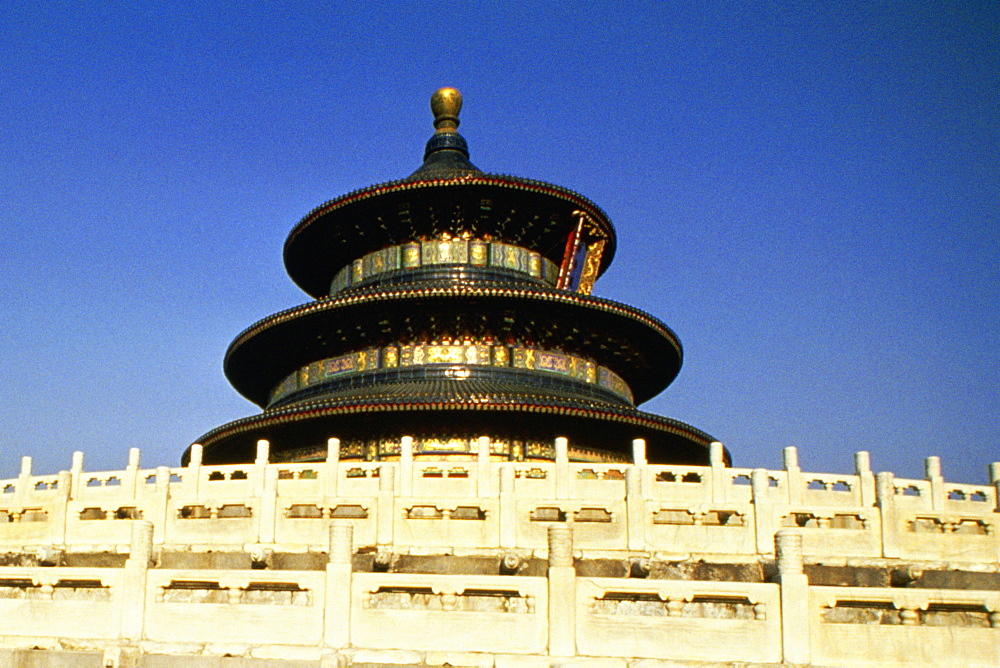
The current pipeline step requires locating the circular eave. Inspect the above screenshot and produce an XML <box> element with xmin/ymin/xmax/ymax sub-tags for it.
<box><xmin>283</xmin><ymin>175</ymin><xmax>618</xmax><ymax>300</ymax></box>
<box><xmin>191</xmin><ymin>396</ymin><xmax>718</xmax><ymax>466</ymax></box>
<box><xmin>224</xmin><ymin>286</ymin><xmax>682</xmax><ymax>408</ymax></box>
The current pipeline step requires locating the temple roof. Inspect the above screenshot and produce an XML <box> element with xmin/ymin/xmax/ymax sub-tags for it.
<box><xmin>407</xmin><ymin>87</ymin><xmax>481</xmax><ymax>180</ymax></box>
<box><xmin>283</xmin><ymin>89</ymin><xmax>617</xmax><ymax>299</ymax></box>
<box><xmin>223</xmin><ymin>284</ymin><xmax>683</xmax><ymax>408</ymax></box>
<box><xmin>191</xmin><ymin>88</ymin><xmax>719</xmax><ymax>468</ymax></box>
<box><xmin>192</xmin><ymin>390</ymin><xmax>717</xmax><ymax>466</ymax></box>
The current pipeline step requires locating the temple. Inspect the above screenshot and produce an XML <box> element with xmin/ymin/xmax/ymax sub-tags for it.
<box><xmin>0</xmin><ymin>89</ymin><xmax>997</xmax><ymax>667</ymax></box>
<box><xmin>193</xmin><ymin>87</ymin><xmax>719</xmax><ymax>468</ymax></box>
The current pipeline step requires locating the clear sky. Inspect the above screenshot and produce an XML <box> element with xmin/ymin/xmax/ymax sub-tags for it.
<box><xmin>2</xmin><ymin>2</ymin><xmax>997</xmax><ymax>483</ymax></box>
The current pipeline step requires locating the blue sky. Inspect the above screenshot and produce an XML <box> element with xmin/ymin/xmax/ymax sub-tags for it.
<box><xmin>2</xmin><ymin>2</ymin><xmax>997</xmax><ymax>483</ymax></box>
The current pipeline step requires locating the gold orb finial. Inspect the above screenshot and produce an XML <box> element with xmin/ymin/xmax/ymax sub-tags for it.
<box><xmin>431</xmin><ymin>87</ymin><xmax>462</xmax><ymax>132</ymax></box>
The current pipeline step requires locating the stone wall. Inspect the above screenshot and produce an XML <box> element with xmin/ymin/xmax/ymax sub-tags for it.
<box><xmin>1</xmin><ymin>440</ymin><xmax>998</xmax><ymax>666</ymax></box>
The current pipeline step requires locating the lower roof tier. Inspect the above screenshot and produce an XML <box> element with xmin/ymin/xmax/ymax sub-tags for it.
<box><xmin>225</xmin><ymin>284</ymin><xmax>683</xmax><ymax>408</ymax></box>
<box><xmin>188</xmin><ymin>380</ymin><xmax>722</xmax><ymax>466</ymax></box>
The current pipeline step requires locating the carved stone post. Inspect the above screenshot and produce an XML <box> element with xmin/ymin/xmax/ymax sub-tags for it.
<box><xmin>151</xmin><ymin>466</ymin><xmax>172</xmax><ymax>545</ymax></box>
<box><xmin>400</xmin><ymin>436</ymin><xmax>414</xmax><ymax>497</ymax></box>
<box><xmin>625</xmin><ymin>465</ymin><xmax>645</xmax><ymax>551</ymax></box>
<box><xmin>554</xmin><ymin>437</ymin><xmax>570</xmax><ymax>500</ymax></box>
<box><xmin>377</xmin><ymin>465</ymin><xmax>395</xmax><ymax>546</ymax></box>
<box><xmin>631</xmin><ymin>438</ymin><xmax>647</xmax><ymax>466</ymax></box>
<box><xmin>855</xmin><ymin>451</ymin><xmax>875</xmax><ymax>507</ymax></box>
<box><xmin>783</xmin><ymin>447</ymin><xmax>802</xmax><ymax>505</ymax></box>
<box><xmin>774</xmin><ymin>529</ymin><xmax>810</xmax><ymax>665</ymax></box>
<box><xmin>56</xmin><ymin>469</ymin><xmax>72</xmax><ymax>546</ymax></box>
<box><xmin>547</xmin><ymin>525</ymin><xmax>576</xmax><ymax>657</ymax></box>
<box><xmin>124</xmin><ymin>448</ymin><xmax>141</xmax><ymax>499</ymax></box>
<box><xmin>709</xmin><ymin>441</ymin><xmax>726</xmax><ymax>503</ymax></box>
<box><xmin>252</xmin><ymin>439</ymin><xmax>270</xmax><ymax>503</ymax></box>
<box><xmin>257</xmin><ymin>466</ymin><xmax>278</xmax><ymax>544</ymax></box>
<box><xmin>187</xmin><ymin>444</ymin><xmax>203</xmax><ymax>499</ymax></box>
<box><xmin>876</xmin><ymin>472</ymin><xmax>900</xmax><ymax>558</ymax></box>
<box><xmin>325</xmin><ymin>438</ymin><xmax>341</xmax><ymax>498</ymax></box>
<box><xmin>325</xmin><ymin>523</ymin><xmax>353</xmax><ymax>648</ymax></box>
<box><xmin>120</xmin><ymin>520</ymin><xmax>154</xmax><ymax>641</ymax></box>
<box><xmin>751</xmin><ymin>468</ymin><xmax>774</xmax><ymax>555</ymax></box>
<box><xmin>925</xmin><ymin>456</ymin><xmax>944</xmax><ymax>511</ymax></box>
<box><xmin>255</xmin><ymin>439</ymin><xmax>270</xmax><ymax>465</ymax></box>
<box><xmin>477</xmin><ymin>436</ymin><xmax>492</xmax><ymax>497</ymax></box>
<box><xmin>991</xmin><ymin>462</ymin><xmax>1000</xmax><ymax>513</ymax></box>
<box><xmin>499</xmin><ymin>464</ymin><xmax>517</xmax><ymax>548</ymax></box>
<box><xmin>70</xmin><ymin>451</ymin><xmax>85</xmax><ymax>500</ymax></box>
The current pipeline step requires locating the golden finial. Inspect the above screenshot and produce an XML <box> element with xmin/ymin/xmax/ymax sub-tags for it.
<box><xmin>431</xmin><ymin>87</ymin><xmax>462</xmax><ymax>133</ymax></box>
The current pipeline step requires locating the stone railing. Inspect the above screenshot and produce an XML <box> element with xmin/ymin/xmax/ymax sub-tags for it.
<box><xmin>1</xmin><ymin>440</ymin><xmax>998</xmax><ymax>565</ymax></box>
<box><xmin>0</xmin><ymin>523</ymin><xmax>996</xmax><ymax>666</ymax></box>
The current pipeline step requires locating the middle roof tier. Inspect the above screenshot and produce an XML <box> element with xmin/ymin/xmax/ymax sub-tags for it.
<box><xmin>224</xmin><ymin>283</ymin><xmax>683</xmax><ymax>409</ymax></box>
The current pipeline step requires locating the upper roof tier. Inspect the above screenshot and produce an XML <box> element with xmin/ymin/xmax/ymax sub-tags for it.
<box><xmin>284</xmin><ymin>89</ymin><xmax>618</xmax><ymax>300</ymax></box>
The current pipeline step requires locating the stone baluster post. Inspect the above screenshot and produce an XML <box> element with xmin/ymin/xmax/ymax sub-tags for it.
<box><xmin>70</xmin><ymin>451</ymin><xmax>85</xmax><ymax>500</ymax></box>
<box><xmin>120</xmin><ymin>520</ymin><xmax>154</xmax><ymax>641</ymax></box>
<box><xmin>876</xmin><ymin>472</ymin><xmax>900</xmax><ymax>558</ymax></box>
<box><xmin>855</xmin><ymin>451</ymin><xmax>875</xmax><ymax>507</ymax></box>
<box><xmin>631</xmin><ymin>438</ymin><xmax>647</xmax><ymax>466</ymax></box>
<box><xmin>774</xmin><ymin>530</ymin><xmax>810</xmax><ymax>665</ymax></box>
<box><xmin>554</xmin><ymin>437</ymin><xmax>570</xmax><ymax>500</ymax></box>
<box><xmin>627</xmin><ymin>438</ymin><xmax>648</xmax><ymax>550</ymax></box>
<box><xmin>499</xmin><ymin>464</ymin><xmax>517</xmax><ymax>548</ymax></box>
<box><xmin>625</xmin><ymin>464</ymin><xmax>645</xmax><ymax>551</ymax></box>
<box><xmin>124</xmin><ymin>448</ymin><xmax>141</xmax><ymax>499</ymax></box>
<box><xmin>14</xmin><ymin>456</ymin><xmax>31</xmax><ymax>516</ymax></box>
<box><xmin>400</xmin><ymin>436</ymin><xmax>414</xmax><ymax>497</ymax></box>
<box><xmin>990</xmin><ymin>462</ymin><xmax>1000</xmax><ymax>513</ymax></box>
<box><xmin>477</xmin><ymin>436</ymin><xmax>493</xmax><ymax>497</ymax></box>
<box><xmin>547</xmin><ymin>525</ymin><xmax>576</xmax><ymax>657</ymax></box>
<box><xmin>254</xmin><ymin>439</ymin><xmax>270</xmax><ymax>492</ymax></box>
<box><xmin>255</xmin><ymin>439</ymin><xmax>270</xmax><ymax>466</ymax></box>
<box><xmin>925</xmin><ymin>456</ymin><xmax>944</xmax><ymax>511</ymax></box>
<box><xmin>751</xmin><ymin>469</ymin><xmax>775</xmax><ymax>555</ymax></box>
<box><xmin>783</xmin><ymin>447</ymin><xmax>802</xmax><ymax>505</ymax></box>
<box><xmin>250</xmin><ymin>439</ymin><xmax>273</xmax><ymax>543</ymax></box>
<box><xmin>151</xmin><ymin>466</ymin><xmax>172</xmax><ymax>545</ymax></box>
<box><xmin>325</xmin><ymin>438</ymin><xmax>341</xmax><ymax>498</ymax></box>
<box><xmin>325</xmin><ymin>523</ymin><xmax>354</xmax><ymax>648</ymax></box>
<box><xmin>57</xmin><ymin>469</ymin><xmax>72</xmax><ymax>545</ymax></box>
<box><xmin>709</xmin><ymin>441</ymin><xmax>726</xmax><ymax>503</ymax></box>
<box><xmin>377</xmin><ymin>465</ymin><xmax>395</xmax><ymax>546</ymax></box>
<box><xmin>257</xmin><ymin>466</ymin><xmax>278</xmax><ymax>544</ymax></box>
<box><xmin>187</xmin><ymin>444</ymin><xmax>203</xmax><ymax>500</ymax></box>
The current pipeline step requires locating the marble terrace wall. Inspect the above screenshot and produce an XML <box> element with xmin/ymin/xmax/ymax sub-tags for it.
<box><xmin>1</xmin><ymin>439</ymin><xmax>997</xmax><ymax>666</ymax></box>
